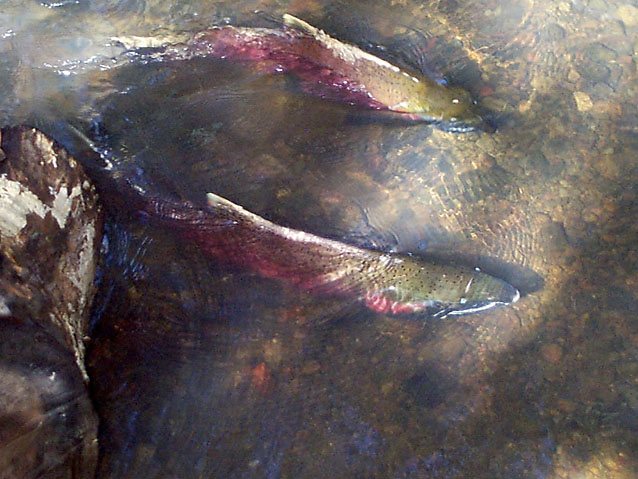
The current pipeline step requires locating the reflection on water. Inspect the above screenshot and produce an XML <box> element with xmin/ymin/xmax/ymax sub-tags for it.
<box><xmin>2</xmin><ymin>0</ymin><xmax>638</xmax><ymax>478</ymax></box>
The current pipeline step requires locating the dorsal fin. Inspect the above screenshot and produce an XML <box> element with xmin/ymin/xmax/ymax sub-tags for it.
<box><xmin>206</xmin><ymin>192</ymin><xmax>245</xmax><ymax>212</ymax></box>
<box><xmin>206</xmin><ymin>192</ymin><xmax>270</xmax><ymax>226</ymax></box>
<box><xmin>282</xmin><ymin>14</ymin><xmax>321</xmax><ymax>37</ymax></box>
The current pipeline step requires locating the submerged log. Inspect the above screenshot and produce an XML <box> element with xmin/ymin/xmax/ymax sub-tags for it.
<box><xmin>0</xmin><ymin>126</ymin><xmax>101</xmax><ymax>479</ymax></box>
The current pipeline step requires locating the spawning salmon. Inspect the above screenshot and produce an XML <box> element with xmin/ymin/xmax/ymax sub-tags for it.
<box><xmin>141</xmin><ymin>192</ymin><xmax>519</xmax><ymax>317</ymax></box>
<box><xmin>117</xmin><ymin>14</ymin><xmax>487</xmax><ymax>132</ymax></box>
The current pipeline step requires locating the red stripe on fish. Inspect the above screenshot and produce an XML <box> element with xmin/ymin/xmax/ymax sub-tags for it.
<box><xmin>188</xmin><ymin>26</ymin><xmax>388</xmax><ymax>111</ymax></box>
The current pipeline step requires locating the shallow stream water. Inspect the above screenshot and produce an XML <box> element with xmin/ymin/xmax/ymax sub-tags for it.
<box><xmin>1</xmin><ymin>0</ymin><xmax>637</xmax><ymax>478</ymax></box>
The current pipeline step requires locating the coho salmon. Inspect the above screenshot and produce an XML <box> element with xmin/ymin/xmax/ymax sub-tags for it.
<box><xmin>116</xmin><ymin>14</ymin><xmax>487</xmax><ymax>132</ymax></box>
<box><xmin>141</xmin><ymin>191</ymin><xmax>519</xmax><ymax>317</ymax></box>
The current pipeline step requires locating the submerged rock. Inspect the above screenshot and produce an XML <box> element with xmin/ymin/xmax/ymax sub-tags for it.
<box><xmin>0</xmin><ymin>126</ymin><xmax>101</xmax><ymax>479</ymax></box>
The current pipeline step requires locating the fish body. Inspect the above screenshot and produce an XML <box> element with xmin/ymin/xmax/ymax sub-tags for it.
<box><xmin>131</xmin><ymin>15</ymin><xmax>485</xmax><ymax>132</ymax></box>
<box><xmin>279</xmin><ymin>14</ymin><xmax>483</xmax><ymax>132</ymax></box>
<box><xmin>144</xmin><ymin>192</ymin><xmax>518</xmax><ymax>317</ymax></box>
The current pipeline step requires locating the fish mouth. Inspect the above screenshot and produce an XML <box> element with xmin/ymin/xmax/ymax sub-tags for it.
<box><xmin>443</xmin><ymin>283</ymin><xmax>520</xmax><ymax>317</ymax></box>
<box><xmin>499</xmin><ymin>281</ymin><xmax>521</xmax><ymax>305</ymax></box>
<box><xmin>439</xmin><ymin>113</ymin><xmax>494</xmax><ymax>133</ymax></box>
<box><xmin>439</xmin><ymin>122</ymin><xmax>480</xmax><ymax>133</ymax></box>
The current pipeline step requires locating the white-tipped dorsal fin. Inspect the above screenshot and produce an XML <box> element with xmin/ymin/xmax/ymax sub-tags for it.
<box><xmin>282</xmin><ymin>14</ymin><xmax>320</xmax><ymax>37</ymax></box>
<box><xmin>282</xmin><ymin>13</ymin><xmax>402</xmax><ymax>75</ymax></box>
<box><xmin>206</xmin><ymin>192</ymin><xmax>241</xmax><ymax>210</ymax></box>
<box><xmin>206</xmin><ymin>192</ymin><xmax>264</xmax><ymax>223</ymax></box>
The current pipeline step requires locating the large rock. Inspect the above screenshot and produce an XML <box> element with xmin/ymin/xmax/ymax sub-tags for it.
<box><xmin>0</xmin><ymin>126</ymin><xmax>101</xmax><ymax>479</ymax></box>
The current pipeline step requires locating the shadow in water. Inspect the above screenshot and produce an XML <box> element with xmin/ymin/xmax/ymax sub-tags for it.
<box><xmin>482</xmin><ymin>196</ymin><xmax>638</xmax><ymax>477</ymax></box>
<box><xmin>17</xmin><ymin>0</ymin><xmax>637</xmax><ymax>477</ymax></box>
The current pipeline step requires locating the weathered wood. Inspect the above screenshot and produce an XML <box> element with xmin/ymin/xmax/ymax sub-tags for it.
<box><xmin>0</xmin><ymin>126</ymin><xmax>101</xmax><ymax>479</ymax></box>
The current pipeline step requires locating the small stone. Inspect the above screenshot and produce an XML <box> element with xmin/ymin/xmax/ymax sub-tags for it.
<box><xmin>518</xmin><ymin>99</ymin><xmax>532</xmax><ymax>113</ymax></box>
<box><xmin>596</xmin><ymin>152</ymin><xmax>622</xmax><ymax>179</ymax></box>
<box><xmin>301</xmin><ymin>360</ymin><xmax>321</xmax><ymax>375</ymax></box>
<box><xmin>558</xmin><ymin>1</ymin><xmax>571</xmax><ymax>12</ymax></box>
<box><xmin>616</xmin><ymin>361</ymin><xmax>638</xmax><ymax>378</ymax></box>
<box><xmin>249</xmin><ymin>362</ymin><xmax>272</xmax><ymax>394</ymax></box>
<box><xmin>584</xmin><ymin>42</ymin><xmax>618</xmax><ymax>63</ymax></box>
<box><xmin>567</xmin><ymin>69</ymin><xmax>581</xmax><ymax>82</ymax></box>
<box><xmin>582</xmin><ymin>209</ymin><xmax>599</xmax><ymax>223</ymax></box>
<box><xmin>541</xmin><ymin>343</ymin><xmax>563</xmax><ymax>363</ymax></box>
<box><xmin>573</xmin><ymin>91</ymin><xmax>593</xmax><ymax>112</ymax></box>
<box><xmin>542</xmin><ymin>222</ymin><xmax>570</xmax><ymax>252</ymax></box>
<box><xmin>618</xmin><ymin>4</ymin><xmax>638</xmax><ymax>27</ymax></box>
<box><xmin>475</xmin><ymin>134</ymin><xmax>496</xmax><ymax>152</ymax></box>
<box><xmin>545</xmin><ymin>23</ymin><xmax>566</xmax><ymax>40</ymax></box>
<box><xmin>589</xmin><ymin>0</ymin><xmax>608</xmax><ymax>10</ymax></box>
<box><xmin>263</xmin><ymin>339</ymin><xmax>283</xmax><ymax>365</ymax></box>
<box><xmin>557</xmin><ymin>398</ymin><xmax>577</xmax><ymax>413</ymax></box>
<box><xmin>481</xmin><ymin>95</ymin><xmax>513</xmax><ymax>113</ymax></box>
<box><xmin>601</xmin><ymin>453</ymin><xmax>622</xmax><ymax>471</ymax></box>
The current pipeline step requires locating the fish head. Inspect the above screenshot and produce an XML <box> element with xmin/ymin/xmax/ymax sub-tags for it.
<box><xmin>414</xmin><ymin>84</ymin><xmax>489</xmax><ymax>133</ymax></box>
<box><xmin>443</xmin><ymin>272</ymin><xmax>520</xmax><ymax>316</ymax></box>
<box><xmin>376</xmin><ymin>260</ymin><xmax>520</xmax><ymax>317</ymax></box>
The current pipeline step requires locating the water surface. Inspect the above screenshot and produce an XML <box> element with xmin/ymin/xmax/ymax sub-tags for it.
<box><xmin>1</xmin><ymin>0</ymin><xmax>637</xmax><ymax>478</ymax></box>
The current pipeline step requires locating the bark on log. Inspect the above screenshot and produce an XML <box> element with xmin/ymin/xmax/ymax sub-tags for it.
<box><xmin>0</xmin><ymin>126</ymin><xmax>101</xmax><ymax>479</ymax></box>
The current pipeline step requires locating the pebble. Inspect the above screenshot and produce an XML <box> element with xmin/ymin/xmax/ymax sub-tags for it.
<box><xmin>541</xmin><ymin>343</ymin><xmax>563</xmax><ymax>363</ymax></box>
<box><xmin>301</xmin><ymin>360</ymin><xmax>321</xmax><ymax>375</ymax></box>
<box><xmin>558</xmin><ymin>1</ymin><xmax>571</xmax><ymax>12</ymax></box>
<box><xmin>616</xmin><ymin>361</ymin><xmax>638</xmax><ymax>378</ymax></box>
<box><xmin>481</xmin><ymin>95</ymin><xmax>513</xmax><ymax>113</ymax></box>
<box><xmin>573</xmin><ymin>91</ymin><xmax>593</xmax><ymax>112</ymax></box>
<box><xmin>567</xmin><ymin>69</ymin><xmax>581</xmax><ymax>82</ymax></box>
<box><xmin>263</xmin><ymin>339</ymin><xmax>283</xmax><ymax>365</ymax></box>
<box><xmin>596</xmin><ymin>152</ymin><xmax>622</xmax><ymax>179</ymax></box>
<box><xmin>518</xmin><ymin>99</ymin><xmax>532</xmax><ymax>113</ymax></box>
<box><xmin>582</xmin><ymin>210</ymin><xmax>599</xmax><ymax>223</ymax></box>
<box><xmin>381</xmin><ymin>382</ymin><xmax>394</xmax><ymax>395</ymax></box>
<box><xmin>584</xmin><ymin>43</ymin><xmax>617</xmax><ymax>63</ymax></box>
<box><xmin>556</xmin><ymin>398</ymin><xmax>577</xmax><ymax>413</ymax></box>
<box><xmin>589</xmin><ymin>0</ymin><xmax>608</xmax><ymax>10</ymax></box>
<box><xmin>618</xmin><ymin>4</ymin><xmax>638</xmax><ymax>27</ymax></box>
<box><xmin>545</xmin><ymin>23</ymin><xmax>566</xmax><ymax>40</ymax></box>
<box><xmin>600</xmin><ymin>448</ymin><xmax>623</xmax><ymax>471</ymax></box>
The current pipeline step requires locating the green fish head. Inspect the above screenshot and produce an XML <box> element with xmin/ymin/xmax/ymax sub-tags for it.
<box><xmin>414</xmin><ymin>84</ymin><xmax>490</xmax><ymax>133</ymax></box>
<box><xmin>445</xmin><ymin>272</ymin><xmax>520</xmax><ymax>316</ymax></box>
<box><xmin>383</xmin><ymin>259</ymin><xmax>520</xmax><ymax>317</ymax></box>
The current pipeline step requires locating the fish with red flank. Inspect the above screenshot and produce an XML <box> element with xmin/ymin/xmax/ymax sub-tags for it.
<box><xmin>117</xmin><ymin>14</ymin><xmax>488</xmax><ymax>132</ymax></box>
<box><xmin>141</xmin><ymin>192</ymin><xmax>519</xmax><ymax>317</ymax></box>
